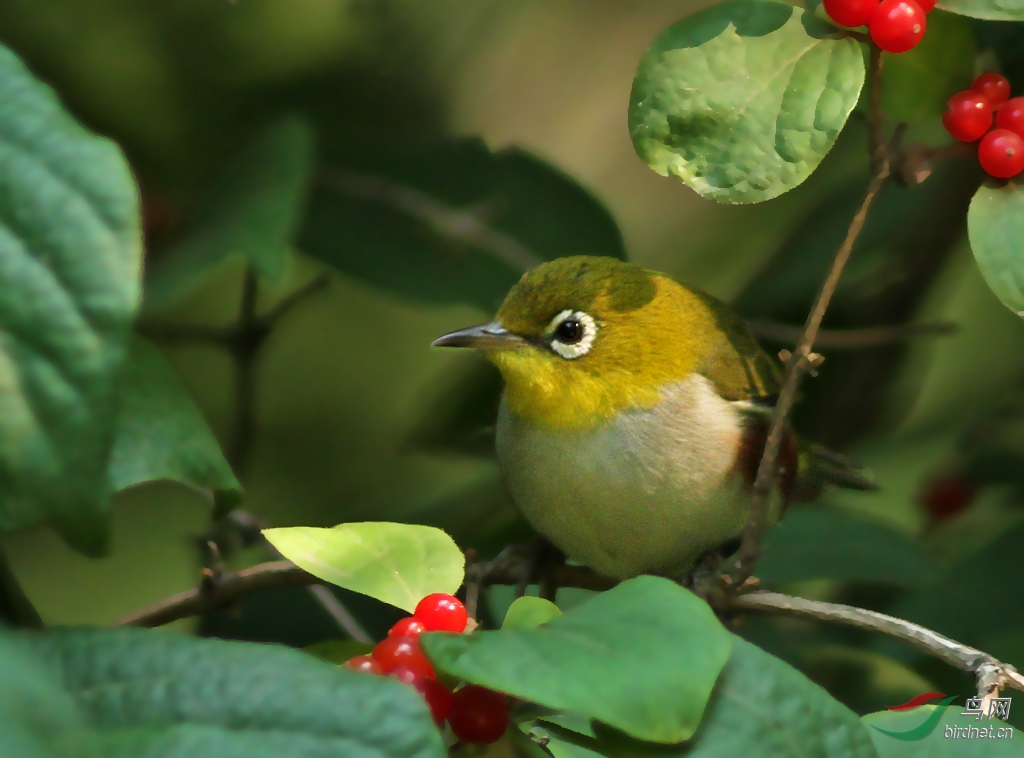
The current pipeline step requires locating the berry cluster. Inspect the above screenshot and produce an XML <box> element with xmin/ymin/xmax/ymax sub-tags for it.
<box><xmin>823</xmin><ymin>0</ymin><xmax>932</xmax><ymax>54</ymax></box>
<box><xmin>345</xmin><ymin>593</ymin><xmax>509</xmax><ymax>745</ymax></box>
<box><xmin>943</xmin><ymin>73</ymin><xmax>1024</xmax><ymax>179</ymax></box>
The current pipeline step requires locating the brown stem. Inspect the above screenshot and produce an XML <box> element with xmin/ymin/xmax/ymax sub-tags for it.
<box><xmin>728</xmin><ymin>591</ymin><xmax>1024</xmax><ymax>699</ymax></box>
<box><xmin>114</xmin><ymin>557</ymin><xmax>1024</xmax><ymax>701</ymax></box>
<box><xmin>747</xmin><ymin>320</ymin><xmax>956</xmax><ymax>349</ymax></box>
<box><xmin>725</xmin><ymin>132</ymin><xmax>896</xmax><ymax>589</ymax></box>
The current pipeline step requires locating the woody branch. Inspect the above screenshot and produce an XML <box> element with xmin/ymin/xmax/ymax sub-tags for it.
<box><xmin>724</xmin><ymin>41</ymin><xmax>900</xmax><ymax>590</ymax></box>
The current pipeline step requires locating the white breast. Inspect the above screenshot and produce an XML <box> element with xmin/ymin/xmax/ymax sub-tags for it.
<box><xmin>495</xmin><ymin>373</ymin><xmax>757</xmax><ymax>579</ymax></box>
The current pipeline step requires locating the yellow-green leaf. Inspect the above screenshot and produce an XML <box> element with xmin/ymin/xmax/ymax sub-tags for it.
<box><xmin>263</xmin><ymin>523</ymin><xmax>465</xmax><ymax>613</ymax></box>
<box><xmin>502</xmin><ymin>597</ymin><xmax>561</xmax><ymax>629</ymax></box>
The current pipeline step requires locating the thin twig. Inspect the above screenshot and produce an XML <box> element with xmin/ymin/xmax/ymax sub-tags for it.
<box><xmin>726</xmin><ymin>159</ymin><xmax>893</xmax><ymax>589</ymax></box>
<box><xmin>114</xmin><ymin>557</ymin><xmax>1024</xmax><ymax>701</ymax></box>
<box><xmin>319</xmin><ymin>166</ymin><xmax>543</xmax><ymax>274</ymax></box>
<box><xmin>263</xmin><ymin>273</ymin><xmax>330</xmax><ymax>324</ymax></box>
<box><xmin>747</xmin><ymin>320</ymin><xmax>956</xmax><ymax>349</ymax></box>
<box><xmin>723</xmin><ymin>41</ymin><xmax>897</xmax><ymax>590</ymax></box>
<box><xmin>114</xmin><ymin>560</ymin><xmax>314</xmax><ymax>627</ymax></box>
<box><xmin>728</xmin><ymin>591</ymin><xmax>1024</xmax><ymax>699</ymax></box>
<box><xmin>307</xmin><ymin>585</ymin><xmax>373</xmax><ymax>644</ymax></box>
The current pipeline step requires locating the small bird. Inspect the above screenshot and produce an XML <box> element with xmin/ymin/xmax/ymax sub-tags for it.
<box><xmin>433</xmin><ymin>256</ymin><xmax>875</xmax><ymax>580</ymax></box>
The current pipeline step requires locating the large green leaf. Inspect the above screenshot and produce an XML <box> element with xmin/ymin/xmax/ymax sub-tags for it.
<box><xmin>629</xmin><ymin>0</ymin><xmax>865</xmax><ymax>204</ymax></box>
<box><xmin>880</xmin><ymin>11</ymin><xmax>975</xmax><ymax>123</ymax></box>
<box><xmin>968</xmin><ymin>180</ymin><xmax>1024</xmax><ymax>316</ymax></box>
<box><xmin>864</xmin><ymin>706</ymin><xmax>1020</xmax><ymax>755</ymax></box>
<box><xmin>263</xmin><ymin>522</ymin><xmax>465</xmax><ymax>613</ymax></box>
<box><xmin>758</xmin><ymin>507</ymin><xmax>934</xmax><ymax>586</ymax></box>
<box><xmin>107</xmin><ymin>337</ymin><xmax>240</xmax><ymax>509</ymax></box>
<box><xmin>300</xmin><ymin>138</ymin><xmax>625</xmax><ymax>311</ymax></box>
<box><xmin>143</xmin><ymin>117</ymin><xmax>313</xmax><ymax>307</ymax></box>
<box><xmin>421</xmin><ymin>577</ymin><xmax>732</xmax><ymax>743</ymax></box>
<box><xmin>938</xmin><ymin>0</ymin><xmax>1024</xmax><ymax>20</ymax></box>
<box><xmin>0</xmin><ymin>45</ymin><xmax>141</xmax><ymax>554</ymax></box>
<box><xmin>0</xmin><ymin>633</ymin><xmax>79</xmax><ymax>758</ymax></box>
<box><xmin>6</xmin><ymin>627</ymin><xmax>445</xmax><ymax>758</ymax></box>
<box><xmin>533</xmin><ymin>637</ymin><xmax>878</xmax><ymax>757</ymax></box>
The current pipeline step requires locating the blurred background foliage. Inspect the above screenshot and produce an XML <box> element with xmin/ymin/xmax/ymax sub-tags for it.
<box><xmin>4</xmin><ymin>0</ymin><xmax>1024</xmax><ymax>731</ymax></box>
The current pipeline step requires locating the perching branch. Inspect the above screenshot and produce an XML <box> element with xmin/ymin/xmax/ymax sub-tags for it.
<box><xmin>319</xmin><ymin>166</ymin><xmax>543</xmax><ymax>274</ymax></box>
<box><xmin>723</xmin><ymin>44</ymin><xmax>901</xmax><ymax>591</ymax></box>
<box><xmin>747</xmin><ymin>320</ymin><xmax>956</xmax><ymax>349</ymax></box>
<box><xmin>116</xmin><ymin>556</ymin><xmax>1024</xmax><ymax>701</ymax></box>
<box><xmin>115</xmin><ymin>560</ymin><xmax>314</xmax><ymax>627</ymax></box>
<box><xmin>728</xmin><ymin>591</ymin><xmax>1024</xmax><ymax>700</ymax></box>
<box><xmin>726</xmin><ymin>158</ymin><xmax>894</xmax><ymax>589</ymax></box>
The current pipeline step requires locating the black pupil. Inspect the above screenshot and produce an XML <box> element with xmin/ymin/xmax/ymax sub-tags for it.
<box><xmin>554</xmin><ymin>317</ymin><xmax>583</xmax><ymax>344</ymax></box>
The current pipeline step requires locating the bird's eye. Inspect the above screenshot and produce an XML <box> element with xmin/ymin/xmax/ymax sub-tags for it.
<box><xmin>554</xmin><ymin>318</ymin><xmax>583</xmax><ymax>344</ymax></box>
<box><xmin>548</xmin><ymin>310</ymin><xmax>597</xmax><ymax>360</ymax></box>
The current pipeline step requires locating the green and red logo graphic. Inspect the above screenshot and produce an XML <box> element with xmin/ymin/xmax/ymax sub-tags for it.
<box><xmin>870</xmin><ymin>692</ymin><xmax>957</xmax><ymax>741</ymax></box>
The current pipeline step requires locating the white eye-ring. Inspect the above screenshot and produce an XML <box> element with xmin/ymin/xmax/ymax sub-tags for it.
<box><xmin>548</xmin><ymin>309</ymin><xmax>597</xmax><ymax>360</ymax></box>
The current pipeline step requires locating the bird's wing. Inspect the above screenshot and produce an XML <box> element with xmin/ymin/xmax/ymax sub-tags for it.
<box><xmin>690</xmin><ymin>291</ymin><xmax>781</xmax><ymax>403</ymax></box>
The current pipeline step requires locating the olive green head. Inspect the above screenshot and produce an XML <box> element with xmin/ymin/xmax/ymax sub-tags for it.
<box><xmin>433</xmin><ymin>256</ymin><xmax>777</xmax><ymax>429</ymax></box>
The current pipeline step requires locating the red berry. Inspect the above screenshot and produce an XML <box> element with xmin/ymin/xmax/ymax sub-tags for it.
<box><xmin>447</xmin><ymin>685</ymin><xmax>509</xmax><ymax>744</ymax></box>
<box><xmin>921</xmin><ymin>475</ymin><xmax>976</xmax><ymax>519</ymax></box>
<box><xmin>823</xmin><ymin>0</ymin><xmax>880</xmax><ymax>27</ymax></box>
<box><xmin>372</xmin><ymin>636</ymin><xmax>436</xmax><ymax>680</ymax></box>
<box><xmin>417</xmin><ymin>678</ymin><xmax>455</xmax><ymax>726</ymax></box>
<box><xmin>996</xmin><ymin>97</ymin><xmax>1024</xmax><ymax>140</ymax></box>
<box><xmin>387</xmin><ymin>667</ymin><xmax>454</xmax><ymax>725</ymax></box>
<box><xmin>344</xmin><ymin>655</ymin><xmax>383</xmax><ymax>674</ymax></box>
<box><xmin>942</xmin><ymin>92</ymin><xmax>994</xmax><ymax>142</ymax></box>
<box><xmin>389</xmin><ymin>617</ymin><xmax>427</xmax><ymax>640</ymax></box>
<box><xmin>971</xmin><ymin>73</ymin><xmax>1011</xmax><ymax>108</ymax></box>
<box><xmin>414</xmin><ymin>593</ymin><xmax>468</xmax><ymax>633</ymax></box>
<box><xmin>915</xmin><ymin>0</ymin><xmax>936</xmax><ymax>11</ymax></box>
<box><xmin>978</xmin><ymin>129</ymin><xmax>1024</xmax><ymax>178</ymax></box>
<box><xmin>869</xmin><ymin>0</ymin><xmax>926</xmax><ymax>53</ymax></box>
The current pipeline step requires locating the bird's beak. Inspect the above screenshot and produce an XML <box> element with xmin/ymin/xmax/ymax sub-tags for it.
<box><xmin>431</xmin><ymin>321</ymin><xmax>524</xmax><ymax>350</ymax></box>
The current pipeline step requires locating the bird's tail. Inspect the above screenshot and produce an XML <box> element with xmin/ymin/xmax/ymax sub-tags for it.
<box><xmin>791</xmin><ymin>442</ymin><xmax>877</xmax><ymax>502</ymax></box>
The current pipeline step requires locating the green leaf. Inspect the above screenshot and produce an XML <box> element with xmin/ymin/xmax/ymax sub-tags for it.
<box><xmin>12</xmin><ymin>626</ymin><xmax>446</xmax><ymax>758</ymax></box>
<box><xmin>263</xmin><ymin>522</ymin><xmax>465</xmax><ymax>613</ymax></box>
<box><xmin>0</xmin><ymin>45</ymin><xmax>141</xmax><ymax>555</ymax></box>
<box><xmin>968</xmin><ymin>180</ymin><xmax>1024</xmax><ymax>316</ymax></box>
<box><xmin>303</xmin><ymin>639</ymin><xmax>374</xmax><ymax>665</ymax></box>
<box><xmin>143</xmin><ymin>116</ymin><xmax>313</xmax><ymax>307</ymax></box>
<box><xmin>421</xmin><ymin>577</ymin><xmax>732</xmax><ymax>743</ymax></box>
<box><xmin>300</xmin><ymin>138</ymin><xmax>625</xmax><ymax>311</ymax></box>
<box><xmin>107</xmin><ymin>337</ymin><xmax>241</xmax><ymax>510</ymax></box>
<box><xmin>937</xmin><ymin>0</ymin><xmax>1024</xmax><ymax>21</ymax></box>
<box><xmin>534</xmin><ymin>637</ymin><xmax>878</xmax><ymax>757</ymax></box>
<box><xmin>629</xmin><ymin>0</ymin><xmax>865</xmax><ymax>204</ymax></box>
<box><xmin>0</xmin><ymin>633</ymin><xmax>79</xmax><ymax>758</ymax></box>
<box><xmin>502</xmin><ymin>597</ymin><xmax>562</xmax><ymax>629</ymax></box>
<box><xmin>880</xmin><ymin>11</ymin><xmax>975</xmax><ymax>123</ymax></box>
<box><xmin>758</xmin><ymin>508</ymin><xmax>934</xmax><ymax>586</ymax></box>
<box><xmin>864</xmin><ymin>706</ymin><xmax>1021</xmax><ymax>755</ymax></box>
